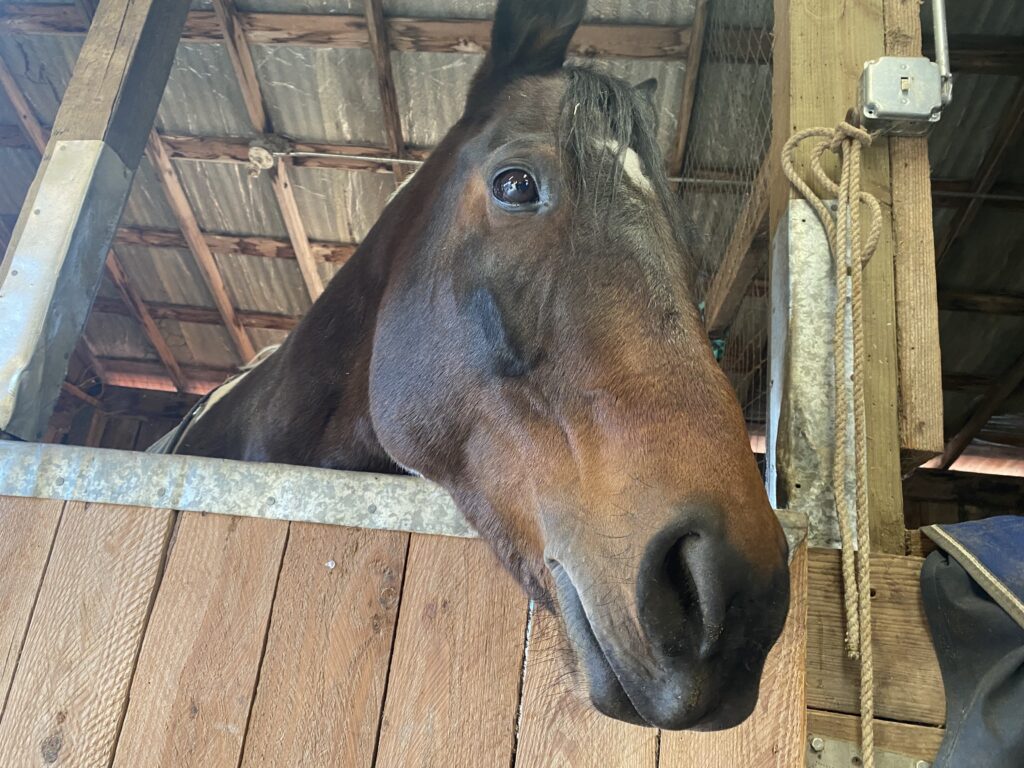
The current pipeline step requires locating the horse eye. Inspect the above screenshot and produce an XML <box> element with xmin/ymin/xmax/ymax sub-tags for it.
<box><xmin>492</xmin><ymin>169</ymin><xmax>539</xmax><ymax>206</ymax></box>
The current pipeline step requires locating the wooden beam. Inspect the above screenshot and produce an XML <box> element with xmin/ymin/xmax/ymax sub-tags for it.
<box><xmin>271</xmin><ymin>158</ymin><xmax>325</xmax><ymax>300</ymax></box>
<box><xmin>904</xmin><ymin>467</ymin><xmax>1024</xmax><ymax>509</ymax></box>
<box><xmin>0</xmin><ymin>8</ymin><xmax>187</xmax><ymax>395</ymax></box>
<box><xmin>939</xmin><ymin>288</ymin><xmax>1024</xmax><ymax>315</ymax></box>
<box><xmin>886</xmin><ymin>0</ymin><xmax>944</xmax><ymax>470</ymax></box>
<box><xmin>936</xmin><ymin>79</ymin><xmax>1024</xmax><ymax>266</ymax></box>
<box><xmin>145</xmin><ymin>131</ymin><xmax>256</xmax><ymax>361</ymax></box>
<box><xmin>0</xmin><ymin>6</ymin><xmax>693</xmax><ymax>60</ymax></box>
<box><xmin>115</xmin><ymin>226</ymin><xmax>356</xmax><ymax>264</ymax></box>
<box><xmin>61</xmin><ymin>380</ymin><xmax>103</xmax><ymax>410</ymax></box>
<box><xmin>92</xmin><ymin>295</ymin><xmax>301</xmax><ymax>332</ymax></box>
<box><xmin>364</xmin><ymin>0</ymin><xmax>410</xmax><ymax>184</ymax></box>
<box><xmin>211</xmin><ymin>0</ymin><xmax>268</xmax><ymax>132</ymax></box>
<box><xmin>771</xmin><ymin>0</ymin><xmax>904</xmax><ymax>552</ymax></box>
<box><xmin>0</xmin><ymin>55</ymin><xmax>48</xmax><ymax>154</ymax></box>
<box><xmin>99</xmin><ymin>357</ymin><xmax>234</xmax><ymax>395</ymax></box>
<box><xmin>924</xmin><ymin>34</ymin><xmax>1024</xmax><ymax>76</ymax></box>
<box><xmin>103</xmin><ymin>251</ymin><xmax>189</xmax><ymax>390</ymax></box>
<box><xmin>0</xmin><ymin>0</ymin><xmax>192</xmax><ymax>440</ymax></box>
<box><xmin>932</xmin><ymin>179</ymin><xmax>1024</xmax><ymax>210</ymax></box>
<box><xmin>938</xmin><ymin>348</ymin><xmax>1024</xmax><ymax>469</ymax></box>
<box><xmin>703</xmin><ymin>157</ymin><xmax>769</xmax><ymax>336</ymax></box>
<box><xmin>669</xmin><ymin>0</ymin><xmax>708</xmax><ymax>177</ymax></box>
<box><xmin>943</xmin><ymin>371</ymin><xmax>995</xmax><ymax>392</ymax></box>
<box><xmin>208</xmin><ymin>0</ymin><xmax>321</xmax><ymax>302</ymax></box>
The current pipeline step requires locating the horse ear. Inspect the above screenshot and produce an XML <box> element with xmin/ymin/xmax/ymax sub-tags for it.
<box><xmin>635</xmin><ymin>78</ymin><xmax>658</xmax><ymax>107</ymax></box>
<box><xmin>466</xmin><ymin>0</ymin><xmax>586</xmax><ymax>110</ymax></box>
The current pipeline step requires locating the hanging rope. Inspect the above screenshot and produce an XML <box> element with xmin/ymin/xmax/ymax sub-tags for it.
<box><xmin>781</xmin><ymin>122</ymin><xmax>882</xmax><ymax>768</ymax></box>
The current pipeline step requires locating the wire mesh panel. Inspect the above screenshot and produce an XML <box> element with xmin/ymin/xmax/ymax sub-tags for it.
<box><xmin>680</xmin><ymin>0</ymin><xmax>774</xmax><ymax>442</ymax></box>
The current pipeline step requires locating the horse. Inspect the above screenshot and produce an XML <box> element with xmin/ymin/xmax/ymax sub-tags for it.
<box><xmin>152</xmin><ymin>0</ymin><xmax>790</xmax><ymax>731</ymax></box>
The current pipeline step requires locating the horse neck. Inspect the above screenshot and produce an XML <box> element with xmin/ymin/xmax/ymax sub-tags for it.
<box><xmin>177</xmin><ymin>225</ymin><xmax>396</xmax><ymax>470</ymax></box>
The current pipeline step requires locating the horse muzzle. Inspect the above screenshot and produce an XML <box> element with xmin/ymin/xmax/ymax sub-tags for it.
<box><xmin>546</xmin><ymin>506</ymin><xmax>790</xmax><ymax>730</ymax></box>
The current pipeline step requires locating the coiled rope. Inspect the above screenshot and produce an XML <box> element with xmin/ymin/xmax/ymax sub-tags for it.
<box><xmin>781</xmin><ymin>122</ymin><xmax>881</xmax><ymax>768</ymax></box>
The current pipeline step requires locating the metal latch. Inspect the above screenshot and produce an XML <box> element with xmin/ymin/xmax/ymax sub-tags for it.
<box><xmin>858</xmin><ymin>0</ymin><xmax>952</xmax><ymax>135</ymax></box>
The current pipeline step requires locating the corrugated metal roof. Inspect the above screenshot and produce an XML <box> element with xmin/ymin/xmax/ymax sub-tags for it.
<box><xmin>254</xmin><ymin>45</ymin><xmax>388</xmax><ymax>144</ymax></box>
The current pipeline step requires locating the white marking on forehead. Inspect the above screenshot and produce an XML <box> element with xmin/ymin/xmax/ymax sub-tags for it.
<box><xmin>598</xmin><ymin>139</ymin><xmax>653</xmax><ymax>194</ymax></box>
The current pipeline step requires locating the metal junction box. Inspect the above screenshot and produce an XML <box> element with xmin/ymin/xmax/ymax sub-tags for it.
<box><xmin>859</xmin><ymin>56</ymin><xmax>944</xmax><ymax>136</ymax></box>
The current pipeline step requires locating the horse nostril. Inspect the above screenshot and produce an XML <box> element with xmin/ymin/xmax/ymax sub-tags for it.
<box><xmin>660</xmin><ymin>534</ymin><xmax>703</xmax><ymax>656</ymax></box>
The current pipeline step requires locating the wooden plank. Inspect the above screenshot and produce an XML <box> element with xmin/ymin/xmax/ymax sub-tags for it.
<box><xmin>0</xmin><ymin>497</ymin><xmax>63</xmax><ymax>716</ymax></box>
<box><xmin>904</xmin><ymin>467</ymin><xmax>1024</xmax><ymax>509</ymax></box>
<box><xmin>668</xmin><ymin>0</ymin><xmax>708</xmax><ymax>177</ymax></box>
<box><xmin>0</xmin><ymin>502</ymin><xmax>173</xmax><ymax>765</ymax></box>
<box><xmin>112</xmin><ymin>513</ymin><xmax>287</xmax><ymax>768</ymax></box>
<box><xmin>938</xmin><ymin>349</ymin><xmax>1024</xmax><ymax>469</ymax></box>
<box><xmin>210</xmin><ymin>0</ymin><xmax>325</xmax><ymax>303</ymax></box>
<box><xmin>772</xmin><ymin>0</ymin><xmax>904</xmax><ymax>553</ymax></box>
<box><xmin>98</xmin><ymin>416</ymin><xmax>142</xmax><ymax>450</ymax></box>
<box><xmin>660</xmin><ymin>542</ymin><xmax>807</xmax><ymax>767</ymax></box>
<box><xmin>0</xmin><ymin>0</ymin><xmax>190</xmax><ymax>438</ymax></box>
<box><xmin>61</xmin><ymin>380</ymin><xmax>103</xmax><ymax>410</ymax></box>
<box><xmin>374</xmin><ymin>536</ymin><xmax>527</xmax><ymax>768</ymax></box>
<box><xmin>48</xmin><ymin>0</ymin><xmax>190</xmax><ymax>170</ymax></box>
<box><xmin>806</xmin><ymin>549</ymin><xmax>944</xmax><ymax>725</ymax></box>
<box><xmin>939</xmin><ymin>289</ymin><xmax>1024</xmax><ymax>315</ymax></box>
<box><xmin>240</xmin><ymin>525</ymin><xmax>408</xmax><ymax>766</ymax></box>
<box><xmin>886</xmin><ymin>0</ymin><xmax>944</xmax><ymax>470</ymax></box>
<box><xmin>93</xmin><ymin>295</ymin><xmax>301</xmax><ymax>331</ymax></box>
<box><xmin>0</xmin><ymin>64</ymin><xmax>187</xmax><ymax>394</ymax></box>
<box><xmin>84</xmin><ymin>409</ymin><xmax>108</xmax><ymax>447</ymax></box>
<box><xmin>365</xmin><ymin>0</ymin><xmax>410</xmax><ymax>184</ymax></box>
<box><xmin>514</xmin><ymin>609</ymin><xmax>656</xmax><ymax>768</ymax></box>
<box><xmin>924</xmin><ymin>34</ymin><xmax>1024</xmax><ymax>76</ymax></box>
<box><xmin>932</xmin><ymin>179</ymin><xmax>1024</xmax><ymax>210</ymax></box>
<box><xmin>115</xmin><ymin>225</ymin><xmax>357</xmax><ymax>264</ymax></box>
<box><xmin>271</xmin><ymin>158</ymin><xmax>324</xmax><ymax>300</ymax></box>
<box><xmin>808</xmin><ymin>709</ymin><xmax>944</xmax><ymax>759</ymax></box>
<box><xmin>100</xmin><ymin>358</ymin><xmax>233</xmax><ymax>395</ymax></box>
<box><xmin>105</xmin><ymin>251</ymin><xmax>188</xmax><ymax>391</ymax></box>
<box><xmin>935</xmin><ymin>79</ymin><xmax>1024</xmax><ymax>266</ymax></box>
<box><xmin>704</xmin><ymin>159</ymin><xmax>768</xmax><ymax>336</ymax></box>
<box><xmin>211</xmin><ymin>0</ymin><xmax>268</xmax><ymax>132</ymax></box>
<box><xmin>146</xmin><ymin>131</ymin><xmax>257</xmax><ymax>361</ymax></box>
<box><xmin>0</xmin><ymin>54</ymin><xmax>47</xmax><ymax>154</ymax></box>
<box><xmin>0</xmin><ymin>6</ymin><xmax>692</xmax><ymax>60</ymax></box>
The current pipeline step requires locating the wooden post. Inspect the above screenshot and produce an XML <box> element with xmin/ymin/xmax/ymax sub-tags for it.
<box><xmin>769</xmin><ymin>0</ymin><xmax>905</xmax><ymax>554</ymax></box>
<box><xmin>885</xmin><ymin>0</ymin><xmax>944</xmax><ymax>471</ymax></box>
<box><xmin>0</xmin><ymin>0</ymin><xmax>192</xmax><ymax>441</ymax></box>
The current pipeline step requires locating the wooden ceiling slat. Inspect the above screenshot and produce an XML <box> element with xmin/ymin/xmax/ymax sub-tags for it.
<box><xmin>211</xmin><ymin>0</ymin><xmax>269</xmax><ymax>133</ymax></box>
<box><xmin>115</xmin><ymin>226</ymin><xmax>356</xmax><ymax>264</ymax></box>
<box><xmin>669</xmin><ymin>0</ymin><xmax>708</xmax><ymax>178</ymax></box>
<box><xmin>364</xmin><ymin>0</ymin><xmax>411</xmax><ymax>184</ymax></box>
<box><xmin>939</xmin><ymin>350</ymin><xmax>1024</xmax><ymax>469</ymax></box>
<box><xmin>2</xmin><ymin>6</ymin><xmax>693</xmax><ymax>60</ymax></box>
<box><xmin>145</xmin><ymin>131</ymin><xmax>257</xmax><ymax>362</ymax></box>
<box><xmin>92</xmin><ymin>295</ymin><xmax>300</xmax><ymax>332</ymax></box>
<box><xmin>210</xmin><ymin>0</ymin><xmax>323</xmax><ymax>302</ymax></box>
<box><xmin>104</xmin><ymin>252</ymin><xmax>189</xmax><ymax>391</ymax></box>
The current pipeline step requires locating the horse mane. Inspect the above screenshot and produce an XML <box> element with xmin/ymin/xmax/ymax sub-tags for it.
<box><xmin>557</xmin><ymin>64</ymin><xmax>698</xmax><ymax>289</ymax></box>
